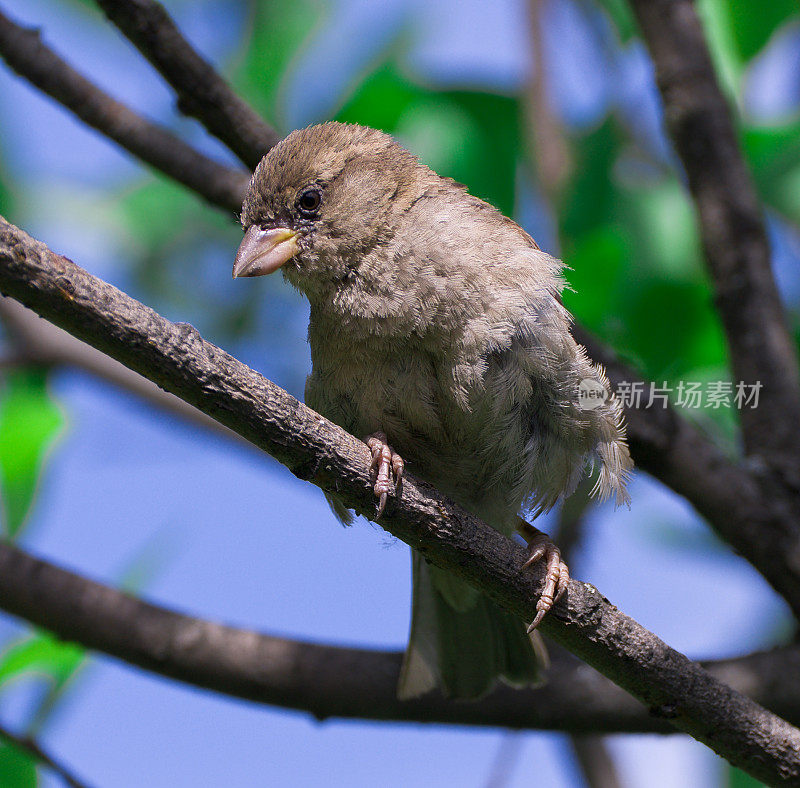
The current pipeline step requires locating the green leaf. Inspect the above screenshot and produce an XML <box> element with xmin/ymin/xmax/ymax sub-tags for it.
<box><xmin>562</xmin><ymin>225</ymin><xmax>628</xmax><ymax>331</ymax></box>
<box><xmin>0</xmin><ymin>633</ymin><xmax>85</xmax><ymax>690</ymax></box>
<box><xmin>560</xmin><ymin>120</ymin><xmax>621</xmax><ymax>242</ymax></box>
<box><xmin>695</xmin><ymin>0</ymin><xmax>744</xmax><ymax>98</ymax></box>
<box><xmin>591</xmin><ymin>0</ymin><xmax>637</xmax><ymax>42</ymax></box>
<box><xmin>231</xmin><ymin>0</ymin><xmax>328</xmax><ymax>128</ymax></box>
<box><xmin>727</xmin><ymin>763</ymin><xmax>766</xmax><ymax>788</ymax></box>
<box><xmin>622</xmin><ymin>279</ymin><xmax>727</xmax><ymax>381</ymax></box>
<box><xmin>0</xmin><ymin>370</ymin><xmax>64</xmax><ymax>538</ymax></box>
<box><xmin>744</xmin><ymin>121</ymin><xmax>800</xmax><ymax>223</ymax></box>
<box><xmin>726</xmin><ymin>0</ymin><xmax>798</xmax><ymax>61</ymax></box>
<box><xmin>0</xmin><ymin>633</ymin><xmax>87</xmax><ymax>736</ymax></box>
<box><xmin>334</xmin><ymin>62</ymin><xmax>425</xmax><ymax>136</ymax></box>
<box><xmin>0</xmin><ymin>161</ymin><xmax>15</xmax><ymax>218</ymax></box>
<box><xmin>0</xmin><ymin>742</ymin><xmax>37</xmax><ymax>788</ymax></box>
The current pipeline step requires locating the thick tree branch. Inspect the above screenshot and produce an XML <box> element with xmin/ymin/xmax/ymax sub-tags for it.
<box><xmin>13</xmin><ymin>284</ymin><xmax>798</xmax><ymax>632</ymax></box>
<box><xmin>94</xmin><ymin>0</ymin><xmax>280</xmax><ymax>169</ymax></box>
<box><xmin>1</xmin><ymin>218</ymin><xmax>799</xmax><ymax>784</ymax></box>
<box><xmin>4</xmin><ymin>0</ymin><xmax>794</xmax><ymax>619</ymax></box>
<box><xmin>628</xmin><ymin>0</ymin><xmax>800</xmax><ymax>480</ymax></box>
<box><xmin>0</xmin><ymin>8</ymin><xmax>249</xmax><ymax>213</ymax></box>
<box><xmin>9</xmin><ymin>304</ymin><xmax>800</xmax><ymax>633</ymax></box>
<box><xmin>10</xmin><ymin>302</ymin><xmax>799</xmax><ymax>639</ymax></box>
<box><xmin>2</xmin><ymin>538</ymin><xmax>800</xmax><ymax>740</ymax></box>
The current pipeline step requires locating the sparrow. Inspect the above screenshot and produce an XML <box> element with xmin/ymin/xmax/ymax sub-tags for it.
<box><xmin>233</xmin><ymin>122</ymin><xmax>632</xmax><ymax>699</ymax></box>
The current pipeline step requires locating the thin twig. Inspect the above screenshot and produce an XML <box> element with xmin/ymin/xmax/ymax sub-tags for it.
<box><xmin>0</xmin><ymin>7</ymin><xmax>249</xmax><ymax>213</ymax></box>
<box><xmin>525</xmin><ymin>0</ymin><xmax>571</xmax><ymax>203</ymax></box>
<box><xmin>628</xmin><ymin>0</ymin><xmax>800</xmax><ymax>481</ymax></box>
<box><xmin>567</xmin><ymin>736</ymin><xmax>623</xmax><ymax>788</ymax></box>
<box><xmin>0</xmin><ymin>724</ymin><xmax>90</xmax><ymax>788</ymax></box>
<box><xmin>94</xmin><ymin>0</ymin><xmax>280</xmax><ymax>169</ymax></box>
<box><xmin>554</xmin><ymin>481</ymin><xmax>623</xmax><ymax>788</ymax></box>
<box><xmin>1</xmin><ymin>217</ymin><xmax>799</xmax><ymax>784</ymax></box>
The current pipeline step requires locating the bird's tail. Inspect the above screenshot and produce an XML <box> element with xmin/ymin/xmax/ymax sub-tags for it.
<box><xmin>397</xmin><ymin>552</ymin><xmax>547</xmax><ymax>699</ymax></box>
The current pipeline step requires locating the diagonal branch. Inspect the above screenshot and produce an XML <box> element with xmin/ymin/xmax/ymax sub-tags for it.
<box><xmin>628</xmin><ymin>0</ymin><xmax>800</xmax><ymax>480</ymax></box>
<box><xmin>1</xmin><ymin>217</ymin><xmax>799</xmax><ymax>784</ymax></box>
<box><xmin>0</xmin><ymin>8</ymin><xmax>249</xmax><ymax>213</ymax></box>
<box><xmin>2</xmin><ymin>538</ymin><xmax>800</xmax><ymax>737</ymax></box>
<box><xmin>3</xmin><ymin>1</ymin><xmax>796</xmax><ymax>619</ymax></box>
<box><xmin>8</xmin><ymin>280</ymin><xmax>800</xmax><ymax>624</ymax></box>
<box><xmin>94</xmin><ymin>0</ymin><xmax>280</xmax><ymax>169</ymax></box>
<box><xmin>8</xmin><ymin>287</ymin><xmax>800</xmax><ymax>627</ymax></box>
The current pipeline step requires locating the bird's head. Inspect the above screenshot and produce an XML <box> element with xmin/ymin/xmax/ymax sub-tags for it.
<box><xmin>234</xmin><ymin>122</ymin><xmax>424</xmax><ymax>301</ymax></box>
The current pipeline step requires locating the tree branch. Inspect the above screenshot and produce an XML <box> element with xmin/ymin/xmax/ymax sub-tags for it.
<box><xmin>2</xmin><ymin>537</ymin><xmax>800</xmax><ymax>740</ymax></box>
<box><xmin>10</xmin><ymin>263</ymin><xmax>798</xmax><ymax>630</ymax></box>
<box><xmin>94</xmin><ymin>0</ymin><xmax>280</xmax><ymax>169</ymax></box>
<box><xmin>5</xmin><ymin>0</ymin><xmax>796</xmax><ymax>620</ymax></box>
<box><xmin>567</xmin><ymin>736</ymin><xmax>623</xmax><ymax>788</ymax></box>
<box><xmin>1</xmin><ymin>217</ymin><xmax>799</xmax><ymax>784</ymax></box>
<box><xmin>628</xmin><ymin>0</ymin><xmax>800</xmax><ymax>480</ymax></box>
<box><xmin>9</xmin><ymin>290</ymin><xmax>800</xmax><ymax>631</ymax></box>
<box><xmin>0</xmin><ymin>8</ymin><xmax>249</xmax><ymax>213</ymax></box>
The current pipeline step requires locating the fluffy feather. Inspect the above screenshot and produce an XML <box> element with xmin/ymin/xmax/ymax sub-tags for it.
<box><xmin>239</xmin><ymin>122</ymin><xmax>633</xmax><ymax>698</ymax></box>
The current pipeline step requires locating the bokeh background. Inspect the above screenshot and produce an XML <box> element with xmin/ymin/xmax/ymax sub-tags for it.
<box><xmin>1</xmin><ymin>0</ymin><xmax>799</xmax><ymax>785</ymax></box>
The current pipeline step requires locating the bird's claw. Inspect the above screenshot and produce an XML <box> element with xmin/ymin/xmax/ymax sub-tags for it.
<box><xmin>366</xmin><ymin>432</ymin><xmax>404</xmax><ymax>517</ymax></box>
<box><xmin>517</xmin><ymin>520</ymin><xmax>570</xmax><ymax>632</ymax></box>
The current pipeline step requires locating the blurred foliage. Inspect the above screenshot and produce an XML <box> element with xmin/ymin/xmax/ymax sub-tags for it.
<box><xmin>0</xmin><ymin>370</ymin><xmax>63</xmax><ymax>538</ymax></box>
<box><xmin>728</xmin><ymin>764</ymin><xmax>767</xmax><ymax>787</ymax></box>
<box><xmin>1</xmin><ymin>0</ymin><xmax>800</xmax><ymax>783</ymax></box>
<box><xmin>0</xmin><ymin>741</ymin><xmax>36</xmax><ymax>788</ymax></box>
<box><xmin>745</xmin><ymin>120</ymin><xmax>800</xmax><ymax>223</ymax></box>
<box><xmin>0</xmin><ymin>162</ymin><xmax>15</xmax><ymax>218</ymax></box>
<box><xmin>726</xmin><ymin>0</ymin><xmax>798</xmax><ymax>61</ymax></box>
<box><xmin>0</xmin><ymin>634</ymin><xmax>84</xmax><ymax>703</ymax></box>
<box><xmin>0</xmin><ymin>631</ymin><xmax>87</xmax><ymax>785</ymax></box>
<box><xmin>232</xmin><ymin>0</ymin><xmax>328</xmax><ymax>128</ymax></box>
<box><xmin>335</xmin><ymin>63</ymin><xmax>521</xmax><ymax>216</ymax></box>
<box><xmin>592</xmin><ymin>0</ymin><xmax>636</xmax><ymax>42</ymax></box>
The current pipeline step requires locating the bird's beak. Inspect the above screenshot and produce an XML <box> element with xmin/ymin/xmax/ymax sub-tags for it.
<box><xmin>232</xmin><ymin>226</ymin><xmax>299</xmax><ymax>278</ymax></box>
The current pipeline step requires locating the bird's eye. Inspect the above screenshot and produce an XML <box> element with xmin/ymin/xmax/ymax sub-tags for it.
<box><xmin>296</xmin><ymin>188</ymin><xmax>322</xmax><ymax>217</ymax></box>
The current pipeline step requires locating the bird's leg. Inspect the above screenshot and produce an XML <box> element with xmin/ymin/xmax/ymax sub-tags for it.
<box><xmin>517</xmin><ymin>519</ymin><xmax>570</xmax><ymax>632</ymax></box>
<box><xmin>365</xmin><ymin>432</ymin><xmax>404</xmax><ymax>518</ymax></box>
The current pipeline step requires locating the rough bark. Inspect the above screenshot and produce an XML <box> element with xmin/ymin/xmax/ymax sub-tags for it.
<box><xmin>2</xmin><ymin>216</ymin><xmax>800</xmax><ymax>785</ymax></box>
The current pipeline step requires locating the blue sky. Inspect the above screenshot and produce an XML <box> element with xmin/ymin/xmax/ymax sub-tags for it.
<box><xmin>0</xmin><ymin>0</ymin><xmax>795</xmax><ymax>785</ymax></box>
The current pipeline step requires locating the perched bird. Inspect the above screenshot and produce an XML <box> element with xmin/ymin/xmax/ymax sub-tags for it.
<box><xmin>233</xmin><ymin>122</ymin><xmax>632</xmax><ymax>699</ymax></box>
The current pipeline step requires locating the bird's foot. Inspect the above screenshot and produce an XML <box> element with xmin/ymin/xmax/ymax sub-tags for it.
<box><xmin>517</xmin><ymin>519</ymin><xmax>570</xmax><ymax>632</ymax></box>
<box><xmin>366</xmin><ymin>432</ymin><xmax>404</xmax><ymax>518</ymax></box>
